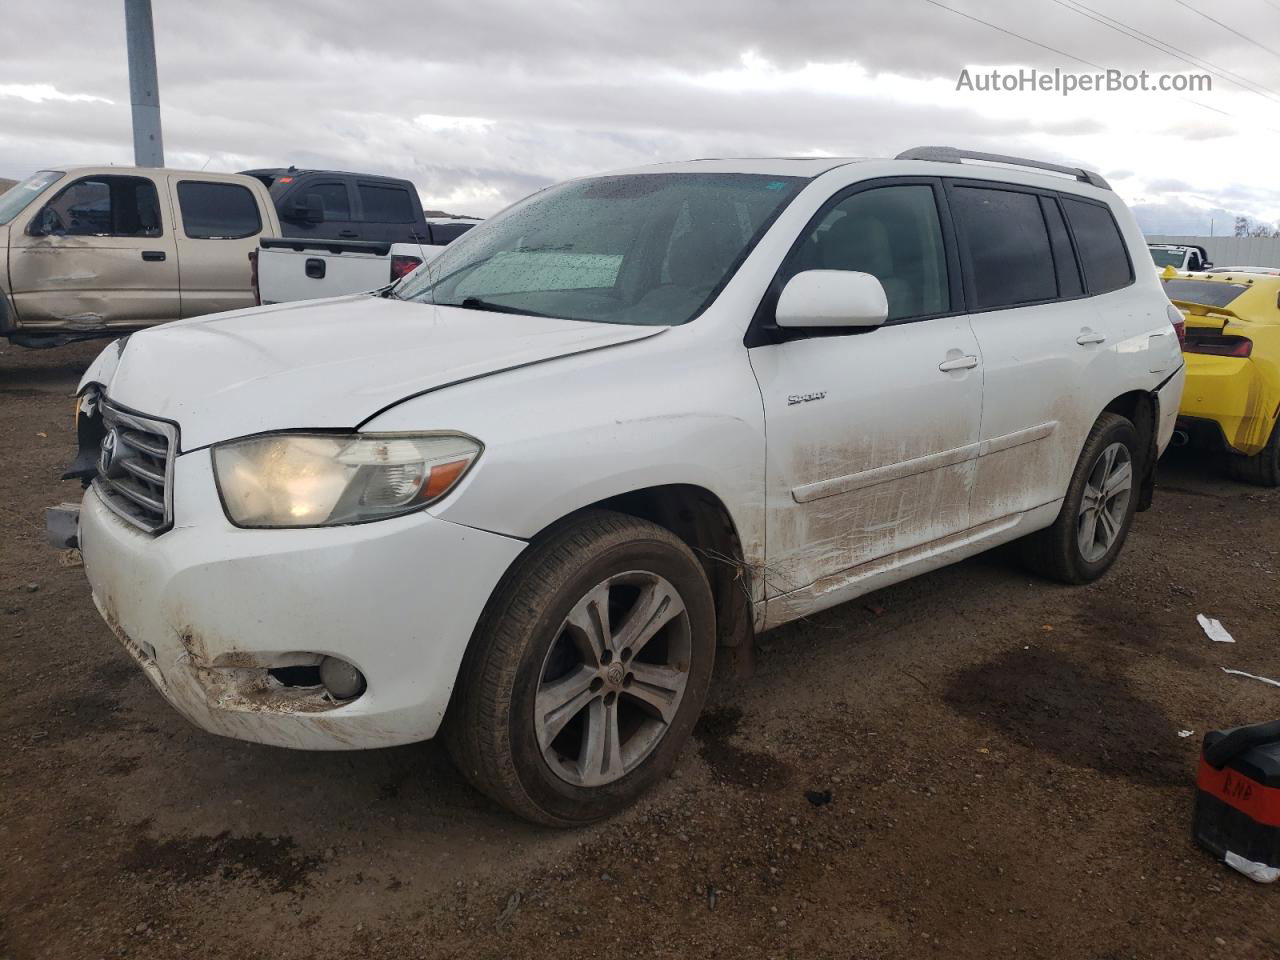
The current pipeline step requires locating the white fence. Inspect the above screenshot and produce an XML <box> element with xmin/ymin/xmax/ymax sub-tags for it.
<box><xmin>1144</xmin><ymin>234</ymin><xmax>1280</xmax><ymax>269</ymax></box>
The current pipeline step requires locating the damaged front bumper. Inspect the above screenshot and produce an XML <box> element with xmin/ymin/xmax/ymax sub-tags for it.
<box><xmin>55</xmin><ymin>458</ymin><xmax>526</xmax><ymax>751</ymax></box>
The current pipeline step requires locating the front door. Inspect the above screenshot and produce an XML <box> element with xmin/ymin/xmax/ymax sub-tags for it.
<box><xmin>8</xmin><ymin>173</ymin><xmax>179</xmax><ymax>331</ymax></box>
<box><xmin>750</xmin><ymin>181</ymin><xmax>984</xmax><ymax>598</ymax></box>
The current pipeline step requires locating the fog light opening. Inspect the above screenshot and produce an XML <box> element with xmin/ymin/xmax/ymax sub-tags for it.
<box><xmin>268</xmin><ymin>665</ymin><xmax>323</xmax><ymax>688</ymax></box>
<box><xmin>319</xmin><ymin>656</ymin><xmax>367</xmax><ymax>701</ymax></box>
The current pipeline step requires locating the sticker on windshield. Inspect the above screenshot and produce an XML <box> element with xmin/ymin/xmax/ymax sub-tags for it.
<box><xmin>455</xmin><ymin>251</ymin><xmax>624</xmax><ymax>297</ymax></box>
<box><xmin>764</xmin><ymin>181</ymin><xmax>787</xmax><ymax>191</ymax></box>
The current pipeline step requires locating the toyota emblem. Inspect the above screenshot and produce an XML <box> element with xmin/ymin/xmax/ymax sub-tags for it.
<box><xmin>99</xmin><ymin>427</ymin><xmax>120</xmax><ymax>476</ymax></box>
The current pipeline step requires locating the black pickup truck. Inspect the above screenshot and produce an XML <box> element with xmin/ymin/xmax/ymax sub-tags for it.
<box><xmin>241</xmin><ymin>167</ymin><xmax>479</xmax><ymax>304</ymax></box>
<box><xmin>240</xmin><ymin>167</ymin><xmax>476</xmax><ymax>247</ymax></box>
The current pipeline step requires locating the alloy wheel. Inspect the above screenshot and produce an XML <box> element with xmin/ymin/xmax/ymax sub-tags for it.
<box><xmin>534</xmin><ymin>571</ymin><xmax>692</xmax><ymax>787</ymax></box>
<box><xmin>1076</xmin><ymin>441</ymin><xmax>1133</xmax><ymax>563</ymax></box>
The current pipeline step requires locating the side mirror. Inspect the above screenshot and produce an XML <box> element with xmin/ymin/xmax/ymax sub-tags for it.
<box><xmin>775</xmin><ymin>270</ymin><xmax>888</xmax><ymax>329</ymax></box>
<box><xmin>289</xmin><ymin>194</ymin><xmax>325</xmax><ymax>223</ymax></box>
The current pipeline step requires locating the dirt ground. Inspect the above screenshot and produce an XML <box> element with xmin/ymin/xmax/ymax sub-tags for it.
<box><xmin>2</xmin><ymin>339</ymin><xmax>1279</xmax><ymax>960</ymax></box>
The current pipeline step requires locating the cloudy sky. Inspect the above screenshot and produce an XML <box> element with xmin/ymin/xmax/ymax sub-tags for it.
<box><xmin>2</xmin><ymin>0</ymin><xmax>1279</xmax><ymax>233</ymax></box>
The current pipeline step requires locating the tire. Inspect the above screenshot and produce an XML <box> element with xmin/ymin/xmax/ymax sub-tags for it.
<box><xmin>1020</xmin><ymin>412</ymin><xmax>1140</xmax><ymax>585</ymax></box>
<box><xmin>444</xmin><ymin>510</ymin><xmax>716</xmax><ymax>826</ymax></box>
<box><xmin>1227</xmin><ymin>420</ymin><xmax>1280</xmax><ymax>487</ymax></box>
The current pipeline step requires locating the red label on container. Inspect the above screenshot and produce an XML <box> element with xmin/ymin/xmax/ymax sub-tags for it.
<box><xmin>1197</xmin><ymin>756</ymin><xmax>1280</xmax><ymax>827</ymax></box>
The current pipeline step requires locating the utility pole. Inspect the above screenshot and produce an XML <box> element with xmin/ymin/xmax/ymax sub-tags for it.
<box><xmin>124</xmin><ymin>0</ymin><xmax>164</xmax><ymax>167</ymax></box>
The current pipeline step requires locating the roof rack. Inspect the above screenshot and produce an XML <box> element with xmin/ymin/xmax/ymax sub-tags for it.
<box><xmin>895</xmin><ymin>146</ymin><xmax>1111</xmax><ymax>190</ymax></box>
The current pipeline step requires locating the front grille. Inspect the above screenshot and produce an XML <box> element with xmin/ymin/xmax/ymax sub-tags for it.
<box><xmin>92</xmin><ymin>402</ymin><xmax>177</xmax><ymax>535</ymax></box>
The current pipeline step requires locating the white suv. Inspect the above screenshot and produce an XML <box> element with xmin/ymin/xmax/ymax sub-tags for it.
<box><xmin>53</xmin><ymin>147</ymin><xmax>1185</xmax><ymax>824</ymax></box>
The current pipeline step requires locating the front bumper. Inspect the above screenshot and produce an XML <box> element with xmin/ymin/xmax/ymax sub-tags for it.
<box><xmin>69</xmin><ymin>453</ymin><xmax>526</xmax><ymax>751</ymax></box>
<box><xmin>1178</xmin><ymin>353</ymin><xmax>1277</xmax><ymax>456</ymax></box>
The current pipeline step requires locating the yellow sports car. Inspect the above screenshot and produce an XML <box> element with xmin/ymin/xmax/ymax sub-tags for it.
<box><xmin>1163</xmin><ymin>269</ymin><xmax>1280</xmax><ymax>485</ymax></box>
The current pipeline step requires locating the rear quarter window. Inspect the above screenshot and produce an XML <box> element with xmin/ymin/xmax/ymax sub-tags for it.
<box><xmin>1061</xmin><ymin>198</ymin><xmax>1133</xmax><ymax>295</ymax></box>
<box><xmin>177</xmin><ymin>181</ymin><xmax>262</xmax><ymax>239</ymax></box>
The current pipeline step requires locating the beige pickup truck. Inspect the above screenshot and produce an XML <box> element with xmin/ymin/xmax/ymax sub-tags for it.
<box><xmin>0</xmin><ymin>166</ymin><xmax>280</xmax><ymax>347</ymax></box>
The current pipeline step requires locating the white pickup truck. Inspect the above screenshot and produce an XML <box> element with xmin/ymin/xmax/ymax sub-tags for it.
<box><xmin>251</xmin><ymin>222</ymin><xmax>478</xmax><ymax>305</ymax></box>
<box><xmin>240</xmin><ymin>167</ymin><xmax>478</xmax><ymax>304</ymax></box>
<box><xmin>1149</xmin><ymin>243</ymin><xmax>1212</xmax><ymax>272</ymax></box>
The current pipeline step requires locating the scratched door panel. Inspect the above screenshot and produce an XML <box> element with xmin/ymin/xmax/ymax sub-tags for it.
<box><xmin>750</xmin><ymin>316</ymin><xmax>983</xmax><ymax>595</ymax></box>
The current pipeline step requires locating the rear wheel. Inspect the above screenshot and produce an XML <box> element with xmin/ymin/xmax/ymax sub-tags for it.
<box><xmin>444</xmin><ymin>510</ymin><xmax>716</xmax><ymax>826</ymax></box>
<box><xmin>1021</xmin><ymin>412</ymin><xmax>1139</xmax><ymax>584</ymax></box>
<box><xmin>1227</xmin><ymin>420</ymin><xmax>1280</xmax><ymax>487</ymax></box>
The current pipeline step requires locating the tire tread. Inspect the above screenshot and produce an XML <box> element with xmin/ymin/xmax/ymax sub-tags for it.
<box><xmin>1227</xmin><ymin>420</ymin><xmax>1280</xmax><ymax>487</ymax></box>
<box><xmin>1020</xmin><ymin>412</ymin><xmax>1137</xmax><ymax>584</ymax></box>
<box><xmin>444</xmin><ymin>510</ymin><xmax>707</xmax><ymax>826</ymax></box>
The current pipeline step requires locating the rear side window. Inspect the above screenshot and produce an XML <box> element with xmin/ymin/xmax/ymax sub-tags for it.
<box><xmin>785</xmin><ymin>184</ymin><xmax>950</xmax><ymax>322</ymax></box>
<box><xmin>359</xmin><ymin>184</ymin><xmax>415</xmax><ymax>223</ymax></box>
<box><xmin>177</xmin><ymin>182</ymin><xmax>262</xmax><ymax>239</ymax></box>
<box><xmin>950</xmin><ymin>186</ymin><xmax>1056</xmax><ymax>310</ymax></box>
<box><xmin>1040</xmin><ymin>196</ymin><xmax>1083</xmax><ymax>299</ymax></box>
<box><xmin>1061</xmin><ymin>198</ymin><xmax>1132</xmax><ymax>294</ymax></box>
<box><xmin>33</xmin><ymin>175</ymin><xmax>161</xmax><ymax>238</ymax></box>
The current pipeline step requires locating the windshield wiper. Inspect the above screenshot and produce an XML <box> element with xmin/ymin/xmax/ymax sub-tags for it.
<box><xmin>449</xmin><ymin>297</ymin><xmax>554</xmax><ymax>318</ymax></box>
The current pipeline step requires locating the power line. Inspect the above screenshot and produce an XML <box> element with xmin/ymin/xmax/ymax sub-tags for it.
<box><xmin>1053</xmin><ymin>0</ymin><xmax>1280</xmax><ymax>106</ymax></box>
<box><xmin>1173</xmin><ymin>0</ymin><xmax>1280</xmax><ymax>63</ymax></box>
<box><xmin>922</xmin><ymin>0</ymin><xmax>1232</xmax><ymax>120</ymax></box>
<box><xmin>921</xmin><ymin>0</ymin><xmax>1104</xmax><ymax>70</ymax></box>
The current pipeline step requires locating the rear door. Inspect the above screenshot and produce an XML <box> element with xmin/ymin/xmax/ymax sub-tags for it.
<box><xmin>356</xmin><ymin>180</ymin><xmax>423</xmax><ymax>244</ymax></box>
<box><xmin>953</xmin><ymin>181</ymin><xmax>1125</xmax><ymax>524</ymax></box>
<box><xmin>8</xmin><ymin>172</ymin><xmax>179</xmax><ymax>330</ymax></box>
<box><xmin>168</xmin><ymin>176</ymin><xmax>266</xmax><ymax>318</ymax></box>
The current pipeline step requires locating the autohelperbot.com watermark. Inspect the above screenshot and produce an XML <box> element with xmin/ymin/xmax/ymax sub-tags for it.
<box><xmin>956</xmin><ymin>67</ymin><xmax>1211</xmax><ymax>95</ymax></box>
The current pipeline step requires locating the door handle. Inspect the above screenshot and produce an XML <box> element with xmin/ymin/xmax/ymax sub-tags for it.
<box><xmin>141</xmin><ymin>250</ymin><xmax>166</xmax><ymax>262</ymax></box>
<box><xmin>938</xmin><ymin>355</ymin><xmax>979</xmax><ymax>372</ymax></box>
<box><xmin>1076</xmin><ymin>330</ymin><xmax>1106</xmax><ymax>345</ymax></box>
<box><xmin>338</xmin><ymin>230</ymin><xmax>358</xmax><ymax>239</ymax></box>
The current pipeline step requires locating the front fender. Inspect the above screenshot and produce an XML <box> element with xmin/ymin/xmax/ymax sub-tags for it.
<box><xmin>359</xmin><ymin>329</ymin><xmax>768</xmax><ymax>571</ymax></box>
<box><xmin>77</xmin><ymin>336</ymin><xmax>129</xmax><ymax>395</ymax></box>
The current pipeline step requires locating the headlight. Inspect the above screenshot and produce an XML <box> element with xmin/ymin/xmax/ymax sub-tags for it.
<box><xmin>212</xmin><ymin>432</ymin><xmax>481</xmax><ymax>528</ymax></box>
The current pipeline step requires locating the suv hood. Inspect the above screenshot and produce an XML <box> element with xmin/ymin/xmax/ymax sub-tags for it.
<box><xmin>86</xmin><ymin>295</ymin><xmax>665</xmax><ymax>450</ymax></box>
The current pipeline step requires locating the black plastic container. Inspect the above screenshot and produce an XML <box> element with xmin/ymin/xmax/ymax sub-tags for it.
<box><xmin>1194</xmin><ymin>721</ymin><xmax>1280</xmax><ymax>871</ymax></box>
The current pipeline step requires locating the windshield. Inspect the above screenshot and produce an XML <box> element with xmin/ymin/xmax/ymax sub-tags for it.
<box><xmin>1149</xmin><ymin>248</ymin><xmax>1186</xmax><ymax>268</ymax></box>
<box><xmin>394</xmin><ymin>173</ymin><xmax>806</xmax><ymax>325</ymax></box>
<box><xmin>0</xmin><ymin>170</ymin><xmax>63</xmax><ymax>225</ymax></box>
<box><xmin>1161</xmin><ymin>278</ymin><xmax>1249</xmax><ymax>308</ymax></box>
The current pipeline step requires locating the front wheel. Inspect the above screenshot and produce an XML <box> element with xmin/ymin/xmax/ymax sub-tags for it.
<box><xmin>1021</xmin><ymin>412</ymin><xmax>1140</xmax><ymax>584</ymax></box>
<box><xmin>444</xmin><ymin>510</ymin><xmax>716</xmax><ymax>826</ymax></box>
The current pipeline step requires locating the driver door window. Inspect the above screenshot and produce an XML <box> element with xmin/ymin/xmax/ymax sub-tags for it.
<box><xmin>33</xmin><ymin>176</ymin><xmax>162</xmax><ymax>238</ymax></box>
<box><xmin>784</xmin><ymin>184</ymin><xmax>950</xmax><ymax>322</ymax></box>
